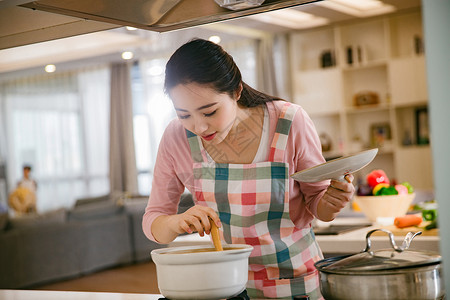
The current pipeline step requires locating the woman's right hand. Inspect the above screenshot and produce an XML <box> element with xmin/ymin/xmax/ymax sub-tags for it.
<box><xmin>169</xmin><ymin>205</ymin><xmax>221</xmax><ymax>237</ymax></box>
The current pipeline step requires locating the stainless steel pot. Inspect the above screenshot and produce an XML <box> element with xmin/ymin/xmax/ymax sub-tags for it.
<box><xmin>315</xmin><ymin>229</ymin><xmax>444</xmax><ymax>300</ymax></box>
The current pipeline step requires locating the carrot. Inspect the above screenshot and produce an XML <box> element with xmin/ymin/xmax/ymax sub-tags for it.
<box><xmin>394</xmin><ymin>215</ymin><xmax>423</xmax><ymax>228</ymax></box>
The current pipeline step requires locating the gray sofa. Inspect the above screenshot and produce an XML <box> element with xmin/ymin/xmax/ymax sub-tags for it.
<box><xmin>0</xmin><ymin>193</ymin><xmax>194</xmax><ymax>289</ymax></box>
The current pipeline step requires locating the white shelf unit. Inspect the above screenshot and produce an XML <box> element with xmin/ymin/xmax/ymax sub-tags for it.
<box><xmin>289</xmin><ymin>9</ymin><xmax>432</xmax><ymax>190</ymax></box>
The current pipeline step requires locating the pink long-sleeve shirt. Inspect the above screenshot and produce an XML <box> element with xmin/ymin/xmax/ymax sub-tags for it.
<box><xmin>142</xmin><ymin>100</ymin><xmax>329</xmax><ymax>242</ymax></box>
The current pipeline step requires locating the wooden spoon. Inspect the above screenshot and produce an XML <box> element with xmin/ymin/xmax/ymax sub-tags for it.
<box><xmin>209</xmin><ymin>217</ymin><xmax>223</xmax><ymax>251</ymax></box>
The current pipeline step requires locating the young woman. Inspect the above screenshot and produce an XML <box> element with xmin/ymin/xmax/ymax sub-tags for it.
<box><xmin>143</xmin><ymin>38</ymin><xmax>355</xmax><ymax>299</ymax></box>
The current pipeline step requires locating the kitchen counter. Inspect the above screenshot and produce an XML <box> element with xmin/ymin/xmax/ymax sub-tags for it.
<box><xmin>0</xmin><ymin>290</ymin><xmax>163</xmax><ymax>300</ymax></box>
<box><xmin>313</xmin><ymin>217</ymin><xmax>440</xmax><ymax>255</ymax></box>
<box><xmin>169</xmin><ymin>217</ymin><xmax>440</xmax><ymax>255</ymax></box>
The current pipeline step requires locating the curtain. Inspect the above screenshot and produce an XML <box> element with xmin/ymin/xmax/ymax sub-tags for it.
<box><xmin>256</xmin><ymin>35</ymin><xmax>278</xmax><ymax>96</ymax></box>
<box><xmin>254</xmin><ymin>34</ymin><xmax>292</xmax><ymax>100</ymax></box>
<box><xmin>78</xmin><ymin>68</ymin><xmax>111</xmax><ymax>196</ymax></box>
<box><xmin>272</xmin><ymin>34</ymin><xmax>292</xmax><ymax>101</ymax></box>
<box><xmin>0</xmin><ymin>67</ymin><xmax>110</xmax><ymax>212</ymax></box>
<box><xmin>226</xmin><ymin>39</ymin><xmax>258</xmax><ymax>88</ymax></box>
<box><xmin>133</xmin><ymin>59</ymin><xmax>175</xmax><ymax>195</ymax></box>
<box><xmin>0</xmin><ymin>97</ymin><xmax>7</xmax><ymax>208</ymax></box>
<box><xmin>109</xmin><ymin>63</ymin><xmax>138</xmax><ymax>195</ymax></box>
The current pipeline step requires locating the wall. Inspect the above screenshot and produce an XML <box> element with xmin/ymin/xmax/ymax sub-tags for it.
<box><xmin>422</xmin><ymin>0</ymin><xmax>450</xmax><ymax>295</ymax></box>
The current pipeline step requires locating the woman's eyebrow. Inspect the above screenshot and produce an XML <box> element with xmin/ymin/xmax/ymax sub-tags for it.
<box><xmin>175</xmin><ymin>102</ymin><xmax>218</xmax><ymax>112</ymax></box>
<box><xmin>196</xmin><ymin>102</ymin><xmax>218</xmax><ymax>111</ymax></box>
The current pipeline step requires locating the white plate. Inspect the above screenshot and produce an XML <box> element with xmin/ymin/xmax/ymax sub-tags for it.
<box><xmin>291</xmin><ymin>148</ymin><xmax>378</xmax><ymax>182</ymax></box>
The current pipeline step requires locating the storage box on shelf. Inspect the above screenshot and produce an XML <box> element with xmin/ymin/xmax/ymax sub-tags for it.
<box><xmin>338</xmin><ymin>18</ymin><xmax>388</xmax><ymax>66</ymax></box>
<box><xmin>389</xmin><ymin>11</ymin><xmax>425</xmax><ymax>59</ymax></box>
<box><xmin>289</xmin><ymin>8</ymin><xmax>432</xmax><ymax>190</ymax></box>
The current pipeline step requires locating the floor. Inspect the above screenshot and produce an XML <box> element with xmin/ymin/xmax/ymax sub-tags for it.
<box><xmin>34</xmin><ymin>261</ymin><xmax>160</xmax><ymax>294</ymax></box>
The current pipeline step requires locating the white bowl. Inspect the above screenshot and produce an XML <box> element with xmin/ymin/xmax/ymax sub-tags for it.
<box><xmin>354</xmin><ymin>193</ymin><xmax>416</xmax><ymax>223</ymax></box>
<box><xmin>151</xmin><ymin>244</ymin><xmax>253</xmax><ymax>300</ymax></box>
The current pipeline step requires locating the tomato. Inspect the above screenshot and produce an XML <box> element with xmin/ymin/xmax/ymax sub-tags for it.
<box><xmin>366</xmin><ymin>169</ymin><xmax>390</xmax><ymax>188</ymax></box>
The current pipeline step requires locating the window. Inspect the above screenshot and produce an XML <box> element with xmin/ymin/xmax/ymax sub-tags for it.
<box><xmin>0</xmin><ymin>67</ymin><xmax>110</xmax><ymax>212</ymax></box>
<box><xmin>132</xmin><ymin>59</ymin><xmax>176</xmax><ymax>195</ymax></box>
<box><xmin>227</xmin><ymin>40</ymin><xmax>258</xmax><ymax>88</ymax></box>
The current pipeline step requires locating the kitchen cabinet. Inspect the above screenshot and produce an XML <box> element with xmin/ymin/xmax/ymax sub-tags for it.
<box><xmin>289</xmin><ymin>9</ymin><xmax>432</xmax><ymax>190</ymax></box>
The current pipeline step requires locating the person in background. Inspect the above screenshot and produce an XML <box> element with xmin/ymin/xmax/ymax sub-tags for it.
<box><xmin>8</xmin><ymin>164</ymin><xmax>37</xmax><ymax>215</ymax></box>
<box><xmin>142</xmin><ymin>38</ymin><xmax>355</xmax><ymax>299</ymax></box>
<box><xmin>17</xmin><ymin>165</ymin><xmax>38</xmax><ymax>194</ymax></box>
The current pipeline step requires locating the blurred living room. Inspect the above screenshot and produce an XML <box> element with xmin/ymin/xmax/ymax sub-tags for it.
<box><xmin>0</xmin><ymin>0</ymin><xmax>449</xmax><ymax>297</ymax></box>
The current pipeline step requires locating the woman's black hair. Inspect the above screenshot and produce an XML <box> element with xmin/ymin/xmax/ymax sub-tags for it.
<box><xmin>164</xmin><ymin>38</ymin><xmax>280</xmax><ymax>107</ymax></box>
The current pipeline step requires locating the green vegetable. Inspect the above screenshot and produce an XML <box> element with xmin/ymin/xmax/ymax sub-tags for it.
<box><xmin>422</xmin><ymin>209</ymin><xmax>437</xmax><ymax>221</ymax></box>
<box><xmin>425</xmin><ymin>220</ymin><xmax>438</xmax><ymax>230</ymax></box>
<box><xmin>376</xmin><ymin>186</ymin><xmax>398</xmax><ymax>196</ymax></box>
<box><xmin>401</xmin><ymin>182</ymin><xmax>414</xmax><ymax>194</ymax></box>
<box><xmin>412</xmin><ymin>204</ymin><xmax>423</xmax><ymax>211</ymax></box>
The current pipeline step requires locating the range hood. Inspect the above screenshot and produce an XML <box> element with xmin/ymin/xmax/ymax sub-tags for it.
<box><xmin>0</xmin><ymin>0</ymin><xmax>317</xmax><ymax>50</ymax></box>
<box><xmin>22</xmin><ymin>0</ymin><xmax>318</xmax><ymax>31</ymax></box>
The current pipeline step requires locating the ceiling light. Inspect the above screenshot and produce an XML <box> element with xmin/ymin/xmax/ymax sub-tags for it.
<box><xmin>121</xmin><ymin>51</ymin><xmax>134</xmax><ymax>60</ymax></box>
<box><xmin>316</xmin><ymin>0</ymin><xmax>396</xmax><ymax>17</ymax></box>
<box><xmin>126</xmin><ymin>26</ymin><xmax>138</xmax><ymax>31</ymax></box>
<box><xmin>247</xmin><ymin>8</ymin><xmax>329</xmax><ymax>29</ymax></box>
<box><xmin>44</xmin><ymin>64</ymin><xmax>56</xmax><ymax>73</ymax></box>
<box><xmin>147</xmin><ymin>65</ymin><xmax>164</xmax><ymax>77</ymax></box>
<box><xmin>209</xmin><ymin>35</ymin><xmax>221</xmax><ymax>44</ymax></box>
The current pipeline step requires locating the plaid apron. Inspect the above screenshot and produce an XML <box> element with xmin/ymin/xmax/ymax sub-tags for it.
<box><xmin>188</xmin><ymin>102</ymin><xmax>323</xmax><ymax>299</ymax></box>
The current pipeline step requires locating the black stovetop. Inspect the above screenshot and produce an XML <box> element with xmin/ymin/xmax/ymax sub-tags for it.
<box><xmin>313</xmin><ymin>223</ymin><xmax>372</xmax><ymax>235</ymax></box>
<box><xmin>159</xmin><ymin>289</ymin><xmax>249</xmax><ymax>300</ymax></box>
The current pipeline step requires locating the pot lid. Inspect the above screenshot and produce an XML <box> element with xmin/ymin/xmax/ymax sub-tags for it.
<box><xmin>320</xmin><ymin>249</ymin><xmax>441</xmax><ymax>273</ymax></box>
<box><xmin>316</xmin><ymin>228</ymin><xmax>441</xmax><ymax>274</ymax></box>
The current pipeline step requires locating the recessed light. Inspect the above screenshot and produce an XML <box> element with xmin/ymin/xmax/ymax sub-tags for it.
<box><xmin>126</xmin><ymin>26</ymin><xmax>138</xmax><ymax>31</ymax></box>
<box><xmin>45</xmin><ymin>64</ymin><xmax>56</xmax><ymax>73</ymax></box>
<box><xmin>209</xmin><ymin>35</ymin><xmax>221</xmax><ymax>44</ymax></box>
<box><xmin>247</xmin><ymin>8</ymin><xmax>329</xmax><ymax>29</ymax></box>
<box><xmin>122</xmin><ymin>51</ymin><xmax>134</xmax><ymax>60</ymax></box>
<box><xmin>147</xmin><ymin>65</ymin><xmax>164</xmax><ymax>76</ymax></box>
<box><xmin>316</xmin><ymin>0</ymin><xmax>396</xmax><ymax>17</ymax></box>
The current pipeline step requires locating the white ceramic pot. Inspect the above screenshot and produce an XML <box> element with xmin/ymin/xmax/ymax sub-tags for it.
<box><xmin>151</xmin><ymin>244</ymin><xmax>253</xmax><ymax>300</ymax></box>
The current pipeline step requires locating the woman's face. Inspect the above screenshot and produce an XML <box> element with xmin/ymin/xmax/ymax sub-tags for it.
<box><xmin>169</xmin><ymin>82</ymin><xmax>240</xmax><ymax>145</ymax></box>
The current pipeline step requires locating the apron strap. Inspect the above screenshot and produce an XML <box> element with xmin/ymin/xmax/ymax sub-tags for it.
<box><xmin>268</xmin><ymin>102</ymin><xmax>298</xmax><ymax>162</ymax></box>
<box><xmin>186</xmin><ymin>129</ymin><xmax>207</xmax><ymax>163</ymax></box>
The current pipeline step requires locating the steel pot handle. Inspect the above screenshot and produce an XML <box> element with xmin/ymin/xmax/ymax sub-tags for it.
<box><xmin>363</xmin><ymin>228</ymin><xmax>422</xmax><ymax>253</ymax></box>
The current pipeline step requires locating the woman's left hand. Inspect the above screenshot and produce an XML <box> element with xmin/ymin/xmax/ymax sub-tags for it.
<box><xmin>317</xmin><ymin>174</ymin><xmax>355</xmax><ymax>221</ymax></box>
